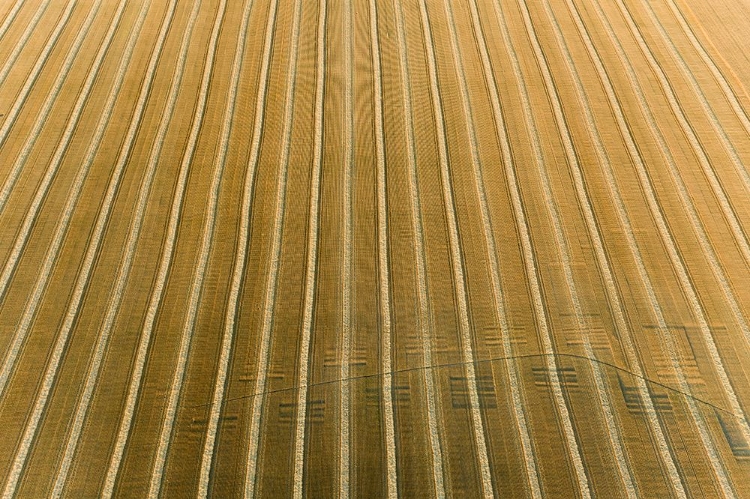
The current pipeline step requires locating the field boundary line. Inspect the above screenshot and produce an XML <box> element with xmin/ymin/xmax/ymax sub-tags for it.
<box><xmin>199</xmin><ymin>351</ymin><xmax>746</xmax><ymax>417</ymax></box>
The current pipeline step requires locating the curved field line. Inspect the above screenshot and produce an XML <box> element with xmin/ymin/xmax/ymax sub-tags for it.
<box><xmin>95</xmin><ymin>0</ymin><xmax>206</xmax><ymax>494</ymax></box>
<box><xmin>611</xmin><ymin>0</ymin><xmax>750</xmax><ymax>269</ymax></box>
<box><xmin>291</xmin><ymin>0</ymin><xmax>327</xmax><ymax>497</ymax></box>
<box><xmin>0</xmin><ymin>0</ymin><xmax>144</xmax><ymax>495</ymax></box>
<box><xmin>473</xmin><ymin>0</ymin><xmax>638</xmax><ymax>495</ymax></box>
<box><xmin>594</xmin><ymin>0</ymin><xmax>750</xmax><ymax>343</ymax></box>
<box><xmin>527</xmin><ymin>0</ymin><xmax>741</xmax><ymax>493</ymax></box>
<box><xmin>550</xmin><ymin>0</ymin><xmax>748</xmax><ymax>492</ymax></box>
<box><xmin>460</xmin><ymin>0</ymin><xmax>646</xmax><ymax>494</ymax></box>
<box><xmin>145</xmin><ymin>0</ymin><xmax>232</xmax><ymax>495</ymax></box>
<box><xmin>0</xmin><ymin>0</ymin><xmax>105</xmax><ymax>394</ymax></box>
<box><xmin>46</xmin><ymin>0</ymin><xmax>180</xmax><ymax>494</ymax></box>
<box><xmin>628</xmin><ymin>0</ymin><xmax>750</xmax><ymax>205</ymax></box>
<box><xmin>583</xmin><ymin>0</ymin><xmax>750</xmax><ymax>405</ymax></box>
<box><xmin>0</xmin><ymin>0</ymin><xmax>52</xmax><ymax>88</ymax></box>
<box><xmin>338</xmin><ymin>0</ymin><xmax>353</xmax><ymax>496</ymax></box>
<box><xmin>670</xmin><ymin>0</ymin><xmax>750</xmax><ymax>106</ymax></box>
<box><xmin>420</xmin><ymin>2</ymin><xmax>540</xmax><ymax>495</ymax></box>
<box><xmin>0</xmin><ymin>0</ymin><xmax>111</xmax><ymax>302</ymax></box>
<box><xmin>448</xmin><ymin>51</ymin><xmax>543</xmax><ymax>496</ymax></box>
<box><xmin>417</xmin><ymin>0</ymin><xmax>494</xmax><ymax>496</ymax></box>
<box><xmin>0</xmin><ymin>0</ymin><xmax>105</xmax><ymax>289</ymax></box>
<box><xmin>661</xmin><ymin>0</ymin><xmax>750</xmax><ymax>136</ymax></box>
<box><xmin>244</xmin><ymin>0</ymin><xmax>302</xmax><ymax>495</ymax></box>
<box><xmin>0</xmin><ymin>0</ymin><xmax>75</xmax><ymax>212</ymax></box>
<box><xmin>367</xmin><ymin>0</ymin><xmax>399</xmax><ymax>496</ymax></box>
<box><xmin>446</xmin><ymin>0</ymin><xmax>594</xmax><ymax>495</ymax></box>
<box><xmin>392</xmin><ymin>0</ymin><xmax>445</xmax><ymax>495</ymax></box>
<box><xmin>504</xmin><ymin>0</ymin><xmax>690</xmax><ymax>496</ymax></box>
<box><xmin>197</xmin><ymin>0</ymin><xmax>280</xmax><ymax>494</ymax></box>
<box><xmin>195</xmin><ymin>2</ymin><xmax>284</xmax><ymax>498</ymax></box>
<box><xmin>539</xmin><ymin>0</ymin><xmax>735</xmax><ymax>491</ymax></box>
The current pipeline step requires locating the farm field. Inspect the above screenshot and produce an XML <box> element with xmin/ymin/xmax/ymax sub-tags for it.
<box><xmin>0</xmin><ymin>0</ymin><xmax>750</xmax><ymax>496</ymax></box>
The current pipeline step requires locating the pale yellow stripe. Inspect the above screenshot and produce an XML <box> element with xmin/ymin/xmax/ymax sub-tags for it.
<box><xmin>393</xmin><ymin>0</ymin><xmax>445</xmax><ymax>495</ymax></box>
<box><xmin>292</xmin><ymin>0</ymin><xmax>328</xmax><ymax>496</ymax></box>
<box><xmin>0</xmin><ymin>0</ymin><xmax>104</xmax><ymax>397</ymax></box>
<box><xmin>418</xmin><ymin>0</ymin><xmax>494</xmax><ymax>496</ymax></box>
<box><xmin>338</xmin><ymin>0</ymin><xmax>353</xmax><ymax>496</ymax></box>
<box><xmin>198</xmin><ymin>0</ymin><xmax>274</xmax><ymax>493</ymax></box>
<box><xmin>244</xmin><ymin>0</ymin><xmax>303</xmax><ymax>494</ymax></box>
<box><xmin>508</xmin><ymin>0</ymin><xmax>688</xmax><ymax>495</ymax></box>
<box><xmin>101</xmin><ymin>0</ymin><xmax>206</xmax><ymax>494</ymax></box>
<box><xmin>48</xmin><ymin>0</ymin><xmax>179</xmax><ymax>494</ymax></box>
<box><xmin>442</xmin><ymin>0</ymin><xmax>591</xmax><ymax>495</ymax></box>
<box><xmin>146</xmin><ymin>0</ymin><xmax>232</xmax><ymax>494</ymax></box>
<box><xmin>0</xmin><ymin>0</ymin><xmax>144</xmax><ymax>495</ymax></box>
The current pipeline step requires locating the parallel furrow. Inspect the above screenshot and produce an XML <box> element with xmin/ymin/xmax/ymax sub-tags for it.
<box><xmin>628</xmin><ymin>0</ymin><xmax>750</xmax><ymax>229</ymax></box>
<box><xmin>473</xmin><ymin>0</ymin><xmax>638</xmax><ymax>494</ymax></box>
<box><xmin>579</xmin><ymin>0</ymin><xmax>750</xmax><ymax>361</ymax></box>
<box><xmin>0</xmin><ymin>0</ymin><xmax>105</xmax><ymax>397</ymax></box>
<box><xmin>145</xmin><ymin>0</ymin><xmax>232</xmax><ymax>494</ymax></box>
<box><xmin>0</xmin><ymin>0</ymin><xmax>52</xmax><ymax>89</ymax></box>
<box><xmin>0</xmin><ymin>0</ymin><xmax>146</xmax><ymax>495</ymax></box>
<box><xmin>504</xmin><ymin>0</ymin><xmax>689</xmax><ymax>495</ymax></box>
<box><xmin>95</xmin><ymin>0</ymin><xmax>206</xmax><ymax>493</ymax></box>
<box><xmin>0</xmin><ymin>0</ymin><xmax>75</xmax><ymax>212</ymax></box>
<box><xmin>197</xmin><ymin>0</ymin><xmax>278</xmax><ymax>494</ymax></box>
<box><xmin>244</xmin><ymin>0</ymin><xmax>302</xmax><ymax>494</ymax></box>
<box><xmin>338</xmin><ymin>0</ymin><xmax>353</xmax><ymax>495</ymax></box>
<box><xmin>612</xmin><ymin>0</ymin><xmax>750</xmax><ymax>271</ymax></box>
<box><xmin>417</xmin><ymin>1</ymin><xmax>494</xmax><ymax>496</ymax></box>
<box><xmin>291</xmin><ymin>0</ymin><xmax>327</xmax><ymax>496</ymax></box>
<box><xmin>393</xmin><ymin>0</ymin><xmax>446</xmax><ymax>494</ymax></box>
<box><xmin>369</xmin><ymin>0</ymin><xmax>398</xmax><ymax>496</ymax></box>
<box><xmin>46</xmin><ymin>0</ymin><xmax>180</xmax><ymax>493</ymax></box>
<box><xmin>542</xmin><ymin>1</ymin><xmax>748</xmax><ymax>493</ymax></box>
<box><xmin>660</xmin><ymin>0</ymin><xmax>750</xmax><ymax>140</ymax></box>
<box><xmin>0</xmin><ymin>0</ymin><xmax>25</xmax><ymax>43</ymax></box>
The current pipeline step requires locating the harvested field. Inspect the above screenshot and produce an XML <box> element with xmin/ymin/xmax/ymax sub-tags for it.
<box><xmin>1</xmin><ymin>0</ymin><xmax>750</xmax><ymax>496</ymax></box>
